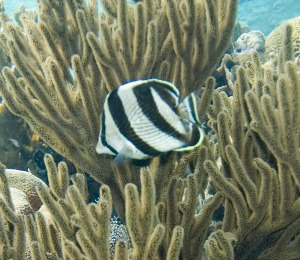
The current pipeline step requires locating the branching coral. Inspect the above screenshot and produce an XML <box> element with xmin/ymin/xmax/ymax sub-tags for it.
<box><xmin>1</xmin><ymin>0</ymin><xmax>299</xmax><ymax>259</ymax></box>
<box><xmin>0</xmin><ymin>0</ymin><xmax>237</xmax><ymax>219</ymax></box>
<box><xmin>204</xmin><ymin>25</ymin><xmax>300</xmax><ymax>259</ymax></box>
<box><xmin>0</xmin><ymin>153</ymin><xmax>224</xmax><ymax>259</ymax></box>
<box><xmin>94</xmin><ymin>0</ymin><xmax>237</xmax><ymax>98</ymax></box>
<box><xmin>0</xmin><ymin>163</ymin><xmax>26</xmax><ymax>259</ymax></box>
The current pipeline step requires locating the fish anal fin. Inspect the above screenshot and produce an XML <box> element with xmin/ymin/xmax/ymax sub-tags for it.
<box><xmin>96</xmin><ymin>141</ymin><xmax>116</xmax><ymax>155</ymax></box>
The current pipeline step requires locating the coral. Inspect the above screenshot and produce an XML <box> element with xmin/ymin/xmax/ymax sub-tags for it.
<box><xmin>0</xmin><ymin>0</ymin><xmax>237</xmax><ymax>220</ymax></box>
<box><xmin>109</xmin><ymin>217</ymin><xmax>131</xmax><ymax>259</ymax></box>
<box><xmin>13</xmin><ymin>4</ymin><xmax>38</xmax><ymax>28</ymax></box>
<box><xmin>235</xmin><ymin>30</ymin><xmax>265</xmax><ymax>53</ymax></box>
<box><xmin>5</xmin><ymin>169</ymin><xmax>47</xmax><ymax>211</ymax></box>
<box><xmin>205</xmin><ymin>230</ymin><xmax>237</xmax><ymax>259</ymax></box>
<box><xmin>265</xmin><ymin>16</ymin><xmax>300</xmax><ymax>57</ymax></box>
<box><xmin>0</xmin><ymin>153</ymin><xmax>224</xmax><ymax>259</ymax></box>
<box><xmin>0</xmin><ymin>163</ymin><xmax>26</xmax><ymax>259</ymax></box>
<box><xmin>0</xmin><ymin>1</ymin><xmax>13</xmax><ymax>70</ymax></box>
<box><xmin>10</xmin><ymin>187</ymin><xmax>34</xmax><ymax>215</ymax></box>
<box><xmin>0</xmin><ymin>0</ymin><xmax>299</xmax><ymax>259</ymax></box>
<box><xmin>44</xmin><ymin>150</ymin><xmax>223</xmax><ymax>259</ymax></box>
<box><xmin>205</xmin><ymin>24</ymin><xmax>300</xmax><ymax>259</ymax></box>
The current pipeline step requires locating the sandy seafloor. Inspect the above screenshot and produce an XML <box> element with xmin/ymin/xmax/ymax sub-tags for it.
<box><xmin>3</xmin><ymin>0</ymin><xmax>300</xmax><ymax>36</ymax></box>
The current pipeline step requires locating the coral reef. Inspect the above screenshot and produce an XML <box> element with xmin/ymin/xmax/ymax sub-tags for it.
<box><xmin>235</xmin><ymin>30</ymin><xmax>265</xmax><ymax>54</ymax></box>
<box><xmin>9</xmin><ymin>187</ymin><xmax>34</xmax><ymax>215</ymax></box>
<box><xmin>0</xmin><ymin>0</ymin><xmax>237</xmax><ymax>219</ymax></box>
<box><xmin>0</xmin><ymin>0</ymin><xmax>299</xmax><ymax>259</ymax></box>
<box><xmin>204</xmin><ymin>24</ymin><xmax>300</xmax><ymax>259</ymax></box>
<box><xmin>5</xmin><ymin>169</ymin><xmax>47</xmax><ymax>211</ymax></box>
<box><xmin>265</xmin><ymin>16</ymin><xmax>300</xmax><ymax>57</ymax></box>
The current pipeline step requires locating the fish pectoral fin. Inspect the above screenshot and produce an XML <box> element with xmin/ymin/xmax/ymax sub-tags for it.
<box><xmin>113</xmin><ymin>153</ymin><xmax>125</xmax><ymax>166</ymax></box>
<box><xmin>113</xmin><ymin>153</ymin><xmax>131</xmax><ymax>166</ymax></box>
<box><xmin>119</xmin><ymin>143</ymin><xmax>134</xmax><ymax>158</ymax></box>
<box><xmin>112</xmin><ymin>145</ymin><xmax>134</xmax><ymax>166</ymax></box>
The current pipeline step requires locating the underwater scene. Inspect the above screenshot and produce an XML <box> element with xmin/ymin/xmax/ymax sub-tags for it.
<box><xmin>0</xmin><ymin>0</ymin><xmax>299</xmax><ymax>259</ymax></box>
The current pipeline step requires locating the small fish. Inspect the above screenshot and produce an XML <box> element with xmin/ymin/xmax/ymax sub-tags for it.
<box><xmin>9</xmin><ymin>138</ymin><xmax>20</xmax><ymax>147</ymax></box>
<box><xmin>96</xmin><ymin>79</ymin><xmax>204</xmax><ymax>160</ymax></box>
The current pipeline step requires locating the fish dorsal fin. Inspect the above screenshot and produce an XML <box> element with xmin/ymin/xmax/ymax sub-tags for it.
<box><xmin>124</xmin><ymin>79</ymin><xmax>180</xmax><ymax>108</ymax></box>
<box><xmin>177</xmin><ymin>93</ymin><xmax>200</xmax><ymax>124</ymax></box>
<box><xmin>141</xmin><ymin>79</ymin><xmax>180</xmax><ymax>98</ymax></box>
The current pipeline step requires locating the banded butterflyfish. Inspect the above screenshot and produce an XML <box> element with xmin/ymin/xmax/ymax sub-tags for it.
<box><xmin>96</xmin><ymin>79</ymin><xmax>205</xmax><ymax>160</ymax></box>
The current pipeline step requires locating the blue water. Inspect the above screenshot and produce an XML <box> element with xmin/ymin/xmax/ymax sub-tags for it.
<box><xmin>4</xmin><ymin>0</ymin><xmax>37</xmax><ymax>17</ymax></box>
<box><xmin>4</xmin><ymin>0</ymin><xmax>300</xmax><ymax>36</ymax></box>
<box><xmin>238</xmin><ymin>0</ymin><xmax>299</xmax><ymax>35</ymax></box>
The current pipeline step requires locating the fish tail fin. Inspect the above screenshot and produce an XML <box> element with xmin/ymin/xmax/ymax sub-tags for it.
<box><xmin>177</xmin><ymin>93</ymin><xmax>200</xmax><ymax>124</ymax></box>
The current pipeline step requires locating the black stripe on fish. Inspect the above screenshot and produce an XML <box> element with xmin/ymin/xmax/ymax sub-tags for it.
<box><xmin>187</xmin><ymin>94</ymin><xmax>200</xmax><ymax>123</ymax></box>
<box><xmin>107</xmin><ymin>89</ymin><xmax>162</xmax><ymax>156</ymax></box>
<box><xmin>148</xmin><ymin>79</ymin><xmax>179</xmax><ymax>100</ymax></box>
<box><xmin>150</xmin><ymin>81</ymin><xmax>179</xmax><ymax>109</ymax></box>
<box><xmin>161</xmin><ymin>81</ymin><xmax>178</xmax><ymax>95</ymax></box>
<box><xmin>133</xmin><ymin>82</ymin><xmax>187</xmax><ymax>142</ymax></box>
<box><xmin>189</xmin><ymin>124</ymin><xmax>201</xmax><ymax>146</ymax></box>
<box><xmin>101</xmin><ymin>111</ymin><xmax>118</xmax><ymax>155</ymax></box>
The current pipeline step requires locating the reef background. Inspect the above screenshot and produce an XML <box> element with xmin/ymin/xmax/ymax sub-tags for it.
<box><xmin>4</xmin><ymin>0</ymin><xmax>300</xmax><ymax>35</ymax></box>
<box><xmin>0</xmin><ymin>0</ymin><xmax>299</xmax><ymax>259</ymax></box>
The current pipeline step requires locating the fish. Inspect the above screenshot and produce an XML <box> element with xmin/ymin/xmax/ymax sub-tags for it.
<box><xmin>96</xmin><ymin>79</ymin><xmax>205</xmax><ymax>160</ymax></box>
<box><xmin>9</xmin><ymin>138</ymin><xmax>20</xmax><ymax>147</ymax></box>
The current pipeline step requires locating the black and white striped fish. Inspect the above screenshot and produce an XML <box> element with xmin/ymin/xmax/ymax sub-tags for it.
<box><xmin>96</xmin><ymin>79</ymin><xmax>204</xmax><ymax>160</ymax></box>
